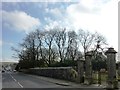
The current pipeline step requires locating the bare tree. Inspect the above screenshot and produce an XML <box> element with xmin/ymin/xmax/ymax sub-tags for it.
<box><xmin>54</xmin><ymin>29</ymin><xmax>66</xmax><ymax>62</ymax></box>
<box><xmin>44</xmin><ymin>30</ymin><xmax>56</xmax><ymax>65</ymax></box>
<box><xmin>35</xmin><ymin>30</ymin><xmax>48</xmax><ymax>64</ymax></box>
<box><xmin>92</xmin><ymin>32</ymin><xmax>108</xmax><ymax>61</ymax></box>
<box><xmin>78</xmin><ymin>29</ymin><xmax>95</xmax><ymax>56</ymax></box>
<box><xmin>66</xmin><ymin>30</ymin><xmax>78</xmax><ymax>61</ymax></box>
<box><xmin>94</xmin><ymin>32</ymin><xmax>107</xmax><ymax>50</ymax></box>
<box><xmin>17</xmin><ymin>31</ymin><xmax>38</xmax><ymax>68</ymax></box>
<box><xmin>12</xmin><ymin>27</ymin><xmax>108</xmax><ymax>69</ymax></box>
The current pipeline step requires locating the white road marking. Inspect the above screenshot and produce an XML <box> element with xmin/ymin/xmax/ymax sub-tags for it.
<box><xmin>17</xmin><ymin>82</ymin><xmax>23</xmax><ymax>88</ymax></box>
<box><xmin>10</xmin><ymin>74</ymin><xmax>23</xmax><ymax>88</ymax></box>
<box><xmin>13</xmin><ymin>78</ymin><xmax>17</xmax><ymax>82</ymax></box>
<box><xmin>10</xmin><ymin>75</ymin><xmax>17</xmax><ymax>82</ymax></box>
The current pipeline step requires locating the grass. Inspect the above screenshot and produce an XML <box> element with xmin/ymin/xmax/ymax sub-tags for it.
<box><xmin>92</xmin><ymin>72</ymin><xmax>107</xmax><ymax>84</ymax></box>
<box><xmin>117</xmin><ymin>76</ymin><xmax>120</xmax><ymax>81</ymax></box>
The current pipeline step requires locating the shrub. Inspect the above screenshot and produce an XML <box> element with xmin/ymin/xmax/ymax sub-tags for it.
<box><xmin>49</xmin><ymin>60</ymin><xmax>77</xmax><ymax>67</ymax></box>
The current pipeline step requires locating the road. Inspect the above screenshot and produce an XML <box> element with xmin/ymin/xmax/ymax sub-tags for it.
<box><xmin>2</xmin><ymin>72</ymin><xmax>69</xmax><ymax>88</ymax></box>
<box><xmin>2</xmin><ymin>72</ymin><xmax>105</xmax><ymax>89</ymax></box>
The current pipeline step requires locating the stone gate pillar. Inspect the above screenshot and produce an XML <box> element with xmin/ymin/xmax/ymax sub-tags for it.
<box><xmin>118</xmin><ymin>62</ymin><xmax>120</xmax><ymax>76</ymax></box>
<box><xmin>77</xmin><ymin>58</ymin><xmax>85</xmax><ymax>83</ymax></box>
<box><xmin>85</xmin><ymin>52</ymin><xmax>92</xmax><ymax>85</ymax></box>
<box><xmin>105</xmin><ymin>47</ymin><xmax>118</xmax><ymax>89</ymax></box>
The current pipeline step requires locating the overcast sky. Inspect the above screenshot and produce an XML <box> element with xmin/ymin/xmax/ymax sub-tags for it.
<box><xmin>1</xmin><ymin>0</ymin><xmax>119</xmax><ymax>62</ymax></box>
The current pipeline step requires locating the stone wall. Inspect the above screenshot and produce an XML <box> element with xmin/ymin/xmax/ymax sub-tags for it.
<box><xmin>20</xmin><ymin>67</ymin><xmax>78</xmax><ymax>82</ymax></box>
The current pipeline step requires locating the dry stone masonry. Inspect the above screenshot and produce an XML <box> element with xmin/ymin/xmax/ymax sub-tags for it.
<box><xmin>85</xmin><ymin>52</ymin><xmax>92</xmax><ymax>85</ymax></box>
<box><xmin>77</xmin><ymin>58</ymin><xmax>85</xmax><ymax>83</ymax></box>
<box><xmin>105</xmin><ymin>47</ymin><xmax>118</xmax><ymax>89</ymax></box>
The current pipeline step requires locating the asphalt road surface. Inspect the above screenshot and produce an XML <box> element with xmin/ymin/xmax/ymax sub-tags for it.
<box><xmin>2</xmin><ymin>72</ymin><xmax>69</xmax><ymax>88</ymax></box>
<box><xmin>2</xmin><ymin>72</ymin><xmax>105</xmax><ymax>90</ymax></box>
